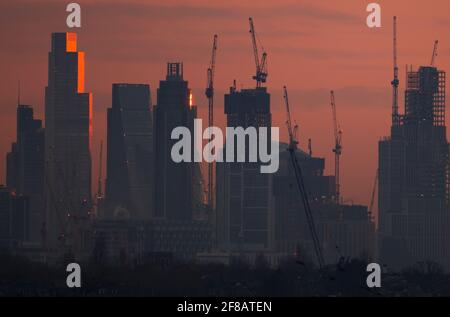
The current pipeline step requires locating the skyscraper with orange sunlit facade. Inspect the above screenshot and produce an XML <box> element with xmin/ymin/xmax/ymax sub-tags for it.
<box><xmin>44</xmin><ymin>33</ymin><xmax>92</xmax><ymax>251</ymax></box>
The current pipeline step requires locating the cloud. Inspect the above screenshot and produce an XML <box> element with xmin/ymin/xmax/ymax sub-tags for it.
<box><xmin>191</xmin><ymin>86</ymin><xmax>391</xmax><ymax>115</ymax></box>
<box><xmin>83</xmin><ymin>1</ymin><xmax>359</xmax><ymax>24</ymax></box>
<box><xmin>271</xmin><ymin>46</ymin><xmax>386</xmax><ymax>60</ymax></box>
<box><xmin>0</xmin><ymin>1</ymin><xmax>358</xmax><ymax>36</ymax></box>
<box><xmin>268</xmin><ymin>86</ymin><xmax>390</xmax><ymax>112</ymax></box>
<box><xmin>0</xmin><ymin>0</ymin><xmax>362</xmax><ymax>66</ymax></box>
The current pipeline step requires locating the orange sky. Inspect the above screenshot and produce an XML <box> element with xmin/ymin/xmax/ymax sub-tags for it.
<box><xmin>1</xmin><ymin>0</ymin><xmax>450</xmax><ymax>218</ymax></box>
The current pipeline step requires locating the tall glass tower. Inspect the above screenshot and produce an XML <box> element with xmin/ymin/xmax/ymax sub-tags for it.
<box><xmin>44</xmin><ymin>33</ymin><xmax>92</xmax><ymax>251</ymax></box>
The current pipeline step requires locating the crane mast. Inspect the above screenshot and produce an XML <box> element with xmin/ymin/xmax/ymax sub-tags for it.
<box><xmin>283</xmin><ymin>86</ymin><xmax>325</xmax><ymax>269</ymax></box>
<box><xmin>205</xmin><ymin>35</ymin><xmax>218</xmax><ymax>209</ymax></box>
<box><xmin>293</xmin><ymin>123</ymin><xmax>299</xmax><ymax>146</ymax></box>
<box><xmin>391</xmin><ymin>16</ymin><xmax>400</xmax><ymax>126</ymax></box>
<box><xmin>249</xmin><ymin>17</ymin><xmax>267</xmax><ymax>87</ymax></box>
<box><xmin>330</xmin><ymin>91</ymin><xmax>342</xmax><ymax>205</ymax></box>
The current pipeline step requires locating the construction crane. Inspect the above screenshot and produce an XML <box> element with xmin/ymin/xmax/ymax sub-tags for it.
<box><xmin>431</xmin><ymin>40</ymin><xmax>439</xmax><ymax>66</ymax></box>
<box><xmin>205</xmin><ymin>34</ymin><xmax>218</xmax><ymax>209</ymax></box>
<box><xmin>368</xmin><ymin>169</ymin><xmax>378</xmax><ymax>222</ymax></box>
<box><xmin>249</xmin><ymin>17</ymin><xmax>267</xmax><ymax>88</ymax></box>
<box><xmin>330</xmin><ymin>91</ymin><xmax>342</xmax><ymax>205</ymax></box>
<box><xmin>293</xmin><ymin>123</ymin><xmax>299</xmax><ymax>146</ymax></box>
<box><xmin>284</xmin><ymin>86</ymin><xmax>297</xmax><ymax>148</ymax></box>
<box><xmin>283</xmin><ymin>86</ymin><xmax>325</xmax><ymax>269</ymax></box>
<box><xmin>391</xmin><ymin>16</ymin><xmax>400</xmax><ymax>126</ymax></box>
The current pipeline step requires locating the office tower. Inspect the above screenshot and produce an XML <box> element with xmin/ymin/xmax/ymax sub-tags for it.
<box><xmin>379</xmin><ymin>66</ymin><xmax>450</xmax><ymax>269</ymax></box>
<box><xmin>6</xmin><ymin>105</ymin><xmax>44</xmax><ymax>243</ymax></box>
<box><xmin>216</xmin><ymin>86</ymin><xmax>274</xmax><ymax>252</ymax></box>
<box><xmin>106</xmin><ymin>83</ymin><xmax>153</xmax><ymax>220</ymax></box>
<box><xmin>273</xmin><ymin>143</ymin><xmax>335</xmax><ymax>253</ymax></box>
<box><xmin>153</xmin><ymin>63</ymin><xmax>198</xmax><ymax>220</ymax></box>
<box><xmin>44</xmin><ymin>33</ymin><xmax>92</xmax><ymax>249</ymax></box>
<box><xmin>0</xmin><ymin>185</ymin><xmax>30</xmax><ymax>249</ymax></box>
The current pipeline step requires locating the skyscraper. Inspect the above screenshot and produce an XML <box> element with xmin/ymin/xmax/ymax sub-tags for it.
<box><xmin>216</xmin><ymin>86</ymin><xmax>274</xmax><ymax>252</ymax></box>
<box><xmin>106</xmin><ymin>83</ymin><xmax>153</xmax><ymax>220</ymax></box>
<box><xmin>153</xmin><ymin>63</ymin><xmax>198</xmax><ymax>220</ymax></box>
<box><xmin>379</xmin><ymin>66</ymin><xmax>450</xmax><ymax>269</ymax></box>
<box><xmin>6</xmin><ymin>104</ymin><xmax>44</xmax><ymax>243</ymax></box>
<box><xmin>44</xmin><ymin>33</ymin><xmax>92</xmax><ymax>249</ymax></box>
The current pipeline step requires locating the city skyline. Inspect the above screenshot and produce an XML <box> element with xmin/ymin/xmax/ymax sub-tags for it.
<box><xmin>3</xmin><ymin>0</ymin><xmax>450</xmax><ymax>299</ymax></box>
<box><xmin>2</xmin><ymin>0</ymin><xmax>450</xmax><ymax>219</ymax></box>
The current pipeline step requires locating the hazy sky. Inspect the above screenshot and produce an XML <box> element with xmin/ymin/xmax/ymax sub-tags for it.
<box><xmin>1</xmin><ymin>0</ymin><xmax>450</xmax><ymax>218</ymax></box>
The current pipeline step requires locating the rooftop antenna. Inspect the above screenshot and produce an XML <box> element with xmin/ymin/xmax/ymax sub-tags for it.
<box><xmin>308</xmin><ymin>138</ymin><xmax>312</xmax><ymax>157</ymax></box>
<box><xmin>431</xmin><ymin>40</ymin><xmax>439</xmax><ymax>66</ymax></box>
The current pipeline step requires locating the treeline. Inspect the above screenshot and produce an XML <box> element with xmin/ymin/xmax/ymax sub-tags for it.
<box><xmin>0</xmin><ymin>250</ymin><xmax>449</xmax><ymax>296</ymax></box>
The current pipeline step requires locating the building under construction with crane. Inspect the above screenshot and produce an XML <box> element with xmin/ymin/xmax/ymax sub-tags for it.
<box><xmin>215</xmin><ymin>18</ymin><xmax>274</xmax><ymax>253</ymax></box>
<box><xmin>273</xmin><ymin>87</ymin><xmax>374</xmax><ymax>267</ymax></box>
<box><xmin>214</xmin><ymin>18</ymin><xmax>375</xmax><ymax>266</ymax></box>
<box><xmin>379</xmin><ymin>17</ymin><xmax>450</xmax><ymax>270</ymax></box>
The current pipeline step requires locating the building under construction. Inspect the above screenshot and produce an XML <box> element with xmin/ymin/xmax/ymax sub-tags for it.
<box><xmin>379</xmin><ymin>65</ymin><xmax>450</xmax><ymax>270</ymax></box>
<box><xmin>215</xmin><ymin>86</ymin><xmax>274</xmax><ymax>252</ymax></box>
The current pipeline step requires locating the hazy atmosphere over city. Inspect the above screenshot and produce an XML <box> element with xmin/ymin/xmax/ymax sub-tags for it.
<box><xmin>2</xmin><ymin>0</ymin><xmax>450</xmax><ymax>214</ymax></box>
<box><xmin>3</xmin><ymin>0</ymin><xmax>450</xmax><ymax>301</ymax></box>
